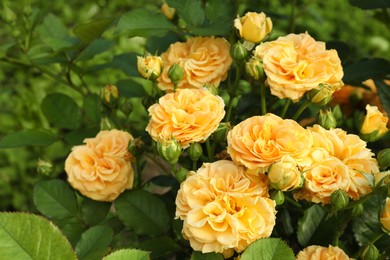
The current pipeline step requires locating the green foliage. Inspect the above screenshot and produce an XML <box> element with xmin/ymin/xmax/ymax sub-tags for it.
<box><xmin>240</xmin><ymin>238</ymin><xmax>295</xmax><ymax>260</ymax></box>
<box><xmin>102</xmin><ymin>248</ymin><xmax>150</xmax><ymax>260</ymax></box>
<box><xmin>190</xmin><ymin>251</ymin><xmax>224</xmax><ymax>259</ymax></box>
<box><xmin>0</xmin><ymin>129</ymin><xmax>58</xmax><ymax>148</ymax></box>
<box><xmin>75</xmin><ymin>225</ymin><xmax>113</xmax><ymax>260</ymax></box>
<box><xmin>0</xmin><ymin>212</ymin><xmax>76</xmax><ymax>259</ymax></box>
<box><xmin>297</xmin><ymin>204</ymin><xmax>327</xmax><ymax>246</ymax></box>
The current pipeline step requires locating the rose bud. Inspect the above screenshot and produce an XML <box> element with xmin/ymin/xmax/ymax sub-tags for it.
<box><xmin>317</xmin><ymin>109</ymin><xmax>337</xmax><ymax>130</ymax></box>
<box><xmin>330</xmin><ymin>189</ymin><xmax>349</xmax><ymax>211</ymax></box>
<box><xmin>268</xmin><ymin>155</ymin><xmax>303</xmax><ymax>191</ymax></box>
<box><xmin>245</xmin><ymin>57</ymin><xmax>265</xmax><ymax>81</ymax></box>
<box><xmin>137</xmin><ymin>54</ymin><xmax>163</xmax><ymax>80</ymax></box>
<box><xmin>234</xmin><ymin>12</ymin><xmax>272</xmax><ymax>43</ymax></box>
<box><xmin>380</xmin><ymin>198</ymin><xmax>390</xmax><ymax>233</ymax></box>
<box><xmin>188</xmin><ymin>142</ymin><xmax>203</xmax><ymax>162</ymax></box>
<box><xmin>230</xmin><ymin>42</ymin><xmax>248</xmax><ymax>62</ymax></box>
<box><xmin>161</xmin><ymin>2</ymin><xmax>175</xmax><ymax>20</ymax></box>
<box><xmin>101</xmin><ymin>84</ymin><xmax>119</xmax><ymax>108</ymax></box>
<box><xmin>360</xmin><ymin>105</ymin><xmax>389</xmax><ymax>142</ymax></box>
<box><xmin>157</xmin><ymin>138</ymin><xmax>182</xmax><ymax>165</ymax></box>
<box><xmin>168</xmin><ymin>63</ymin><xmax>184</xmax><ymax>86</ymax></box>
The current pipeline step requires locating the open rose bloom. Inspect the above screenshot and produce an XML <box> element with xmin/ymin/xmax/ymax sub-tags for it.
<box><xmin>65</xmin><ymin>130</ymin><xmax>134</xmax><ymax>201</ymax></box>
<box><xmin>296</xmin><ymin>245</ymin><xmax>353</xmax><ymax>260</ymax></box>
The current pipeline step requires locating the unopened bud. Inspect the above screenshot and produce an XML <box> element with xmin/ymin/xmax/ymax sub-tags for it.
<box><xmin>37</xmin><ymin>159</ymin><xmax>54</xmax><ymax>176</ymax></box>
<box><xmin>378</xmin><ymin>148</ymin><xmax>390</xmax><ymax>170</ymax></box>
<box><xmin>212</xmin><ymin>122</ymin><xmax>231</xmax><ymax>143</ymax></box>
<box><xmin>270</xmin><ymin>190</ymin><xmax>285</xmax><ymax>205</ymax></box>
<box><xmin>230</xmin><ymin>42</ymin><xmax>248</xmax><ymax>62</ymax></box>
<box><xmin>175</xmin><ymin>167</ymin><xmax>189</xmax><ymax>183</ymax></box>
<box><xmin>330</xmin><ymin>189</ymin><xmax>349</xmax><ymax>211</ymax></box>
<box><xmin>306</xmin><ymin>84</ymin><xmax>338</xmax><ymax>106</ymax></box>
<box><xmin>361</xmin><ymin>244</ymin><xmax>379</xmax><ymax>260</ymax></box>
<box><xmin>245</xmin><ymin>57</ymin><xmax>264</xmax><ymax>81</ymax></box>
<box><xmin>161</xmin><ymin>2</ymin><xmax>175</xmax><ymax>20</ymax></box>
<box><xmin>168</xmin><ymin>64</ymin><xmax>184</xmax><ymax>86</ymax></box>
<box><xmin>100</xmin><ymin>117</ymin><xmax>114</xmax><ymax>130</ymax></box>
<box><xmin>317</xmin><ymin>109</ymin><xmax>337</xmax><ymax>129</ymax></box>
<box><xmin>205</xmin><ymin>84</ymin><xmax>218</xmax><ymax>95</ymax></box>
<box><xmin>188</xmin><ymin>142</ymin><xmax>202</xmax><ymax>162</ymax></box>
<box><xmin>268</xmin><ymin>156</ymin><xmax>303</xmax><ymax>191</ymax></box>
<box><xmin>101</xmin><ymin>84</ymin><xmax>119</xmax><ymax>108</ymax></box>
<box><xmin>332</xmin><ymin>105</ymin><xmax>343</xmax><ymax>125</ymax></box>
<box><xmin>359</xmin><ymin>105</ymin><xmax>389</xmax><ymax>142</ymax></box>
<box><xmin>157</xmin><ymin>138</ymin><xmax>181</xmax><ymax>165</ymax></box>
<box><xmin>351</xmin><ymin>203</ymin><xmax>364</xmax><ymax>218</ymax></box>
<box><xmin>380</xmin><ymin>198</ymin><xmax>390</xmax><ymax>233</ymax></box>
<box><xmin>128</xmin><ymin>138</ymin><xmax>145</xmax><ymax>158</ymax></box>
<box><xmin>137</xmin><ymin>54</ymin><xmax>163</xmax><ymax>80</ymax></box>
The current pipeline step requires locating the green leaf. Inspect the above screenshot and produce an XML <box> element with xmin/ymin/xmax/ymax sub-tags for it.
<box><xmin>117</xmin><ymin>8</ymin><xmax>176</xmax><ymax>38</ymax></box>
<box><xmin>348</xmin><ymin>0</ymin><xmax>390</xmax><ymax>9</ymax></box>
<box><xmin>64</xmin><ymin>127</ymin><xmax>100</xmax><ymax>146</ymax></box>
<box><xmin>0</xmin><ymin>213</ymin><xmax>76</xmax><ymax>260</ymax></box>
<box><xmin>42</xmin><ymin>37</ymin><xmax>77</xmax><ymax>52</ymax></box>
<box><xmin>374</xmin><ymin>80</ymin><xmax>390</xmax><ymax>117</ymax></box>
<box><xmin>117</xmin><ymin>78</ymin><xmax>152</xmax><ymax>98</ymax></box>
<box><xmin>53</xmin><ymin>217</ymin><xmax>85</xmax><ymax>248</ymax></box>
<box><xmin>33</xmin><ymin>179</ymin><xmax>79</xmax><ymax>219</ymax></box>
<box><xmin>103</xmin><ymin>249</ymin><xmax>150</xmax><ymax>260</ymax></box>
<box><xmin>190</xmin><ymin>251</ymin><xmax>224</xmax><ymax>260</ymax></box>
<box><xmin>77</xmin><ymin>39</ymin><xmax>115</xmax><ymax>61</ymax></box>
<box><xmin>139</xmin><ymin>236</ymin><xmax>180</xmax><ymax>258</ymax></box>
<box><xmin>115</xmin><ymin>189</ymin><xmax>171</xmax><ymax>236</ymax></box>
<box><xmin>37</xmin><ymin>13</ymin><xmax>68</xmax><ymax>39</ymax></box>
<box><xmin>81</xmin><ymin>198</ymin><xmax>111</xmax><ymax>226</ymax></box>
<box><xmin>83</xmin><ymin>94</ymin><xmax>101</xmax><ymax>125</ymax></box>
<box><xmin>297</xmin><ymin>204</ymin><xmax>327</xmax><ymax>246</ymax></box>
<box><xmin>343</xmin><ymin>58</ymin><xmax>390</xmax><ymax>85</ymax></box>
<box><xmin>76</xmin><ymin>225</ymin><xmax>113</xmax><ymax>260</ymax></box>
<box><xmin>0</xmin><ymin>129</ymin><xmax>58</xmax><ymax>148</ymax></box>
<box><xmin>113</xmin><ymin>53</ymin><xmax>138</xmax><ymax>76</ymax></box>
<box><xmin>167</xmin><ymin>0</ymin><xmax>205</xmax><ymax>26</ymax></box>
<box><xmin>74</xmin><ymin>18</ymin><xmax>116</xmax><ymax>43</ymax></box>
<box><xmin>240</xmin><ymin>238</ymin><xmax>295</xmax><ymax>260</ymax></box>
<box><xmin>41</xmin><ymin>93</ymin><xmax>82</xmax><ymax>129</ymax></box>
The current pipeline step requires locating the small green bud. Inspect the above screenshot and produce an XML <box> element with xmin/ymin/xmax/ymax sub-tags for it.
<box><xmin>270</xmin><ymin>190</ymin><xmax>285</xmax><ymax>205</ymax></box>
<box><xmin>37</xmin><ymin>159</ymin><xmax>54</xmax><ymax>176</ymax></box>
<box><xmin>361</xmin><ymin>244</ymin><xmax>379</xmax><ymax>260</ymax></box>
<box><xmin>23</xmin><ymin>5</ymin><xmax>32</xmax><ymax>16</ymax></box>
<box><xmin>188</xmin><ymin>142</ymin><xmax>203</xmax><ymax>162</ymax></box>
<box><xmin>351</xmin><ymin>203</ymin><xmax>364</xmax><ymax>218</ymax></box>
<box><xmin>128</xmin><ymin>138</ymin><xmax>145</xmax><ymax>158</ymax></box>
<box><xmin>100</xmin><ymin>117</ymin><xmax>114</xmax><ymax>130</ymax></box>
<box><xmin>230</xmin><ymin>42</ymin><xmax>248</xmax><ymax>62</ymax></box>
<box><xmin>378</xmin><ymin>148</ymin><xmax>390</xmax><ymax>170</ymax></box>
<box><xmin>101</xmin><ymin>84</ymin><xmax>119</xmax><ymax>108</ymax></box>
<box><xmin>245</xmin><ymin>57</ymin><xmax>264</xmax><ymax>81</ymax></box>
<box><xmin>157</xmin><ymin>138</ymin><xmax>182</xmax><ymax>165</ymax></box>
<box><xmin>212</xmin><ymin>122</ymin><xmax>231</xmax><ymax>143</ymax></box>
<box><xmin>330</xmin><ymin>189</ymin><xmax>349</xmax><ymax>211</ymax></box>
<box><xmin>317</xmin><ymin>109</ymin><xmax>337</xmax><ymax>129</ymax></box>
<box><xmin>168</xmin><ymin>64</ymin><xmax>184</xmax><ymax>86</ymax></box>
<box><xmin>120</xmin><ymin>102</ymin><xmax>133</xmax><ymax>117</ymax></box>
<box><xmin>332</xmin><ymin>105</ymin><xmax>343</xmax><ymax>125</ymax></box>
<box><xmin>2</xmin><ymin>6</ymin><xmax>16</xmax><ymax>24</ymax></box>
<box><xmin>175</xmin><ymin>167</ymin><xmax>189</xmax><ymax>183</ymax></box>
<box><xmin>306</xmin><ymin>84</ymin><xmax>337</xmax><ymax>106</ymax></box>
<box><xmin>205</xmin><ymin>84</ymin><xmax>218</xmax><ymax>95</ymax></box>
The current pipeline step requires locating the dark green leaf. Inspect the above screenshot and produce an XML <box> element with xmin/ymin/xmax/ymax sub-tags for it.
<box><xmin>64</xmin><ymin>127</ymin><xmax>100</xmax><ymax>145</ymax></box>
<box><xmin>326</xmin><ymin>41</ymin><xmax>350</xmax><ymax>62</ymax></box>
<box><xmin>0</xmin><ymin>213</ymin><xmax>76</xmax><ymax>260</ymax></box>
<box><xmin>53</xmin><ymin>217</ymin><xmax>86</xmax><ymax>248</ymax></box>
<box><xmin>139</xmin><ymin>236</ymin><xmax>180</xmax><ymax>258</ymax></box>
<box><xmin>117</xmin><ymin>78</ymin><xmax>152</xmax><ymax>98</ymax></box>
<box><xmin>83</xmin><ymin>94</ymin><xmax>101</xmax><ymax>125</ymax></box>
<box><xmin>116</xmin><ymin>8</ymin><xmax>176</xmax><ymax>38</ymax></box>
<box><xmin>205</xmin><ymin>0</ymin><xmax>235</xmax><ymax>24</ymax></box>
<box><xmin>81</xmin><ymin>198</ymin><xmax>111</xmax><ymax>226</ymax></box>
<box><xmin>343</xmin><ymin>58</ymin><xmax>390</xmax><ymax>85</ymax></box>
<box><xmin>167</xmin><ymin>0</ymin><xmax>205</xmax><ymax>26</ymax></box>
<box><xmin>76</xmin><ymin>225</ymin><xmax>113</xmax><ymax>260</ymax></box>
<box><xmin>374</xmin><ymin>80</ymin><xmax>390</xmax><ymax>117</ymax></box>
<box><xmin>37</xmin><ymin>13</ymin><xmax>68</xmax><ymax>39</ymax></box>
<box><xmin>103</xmin><ymin>249</ymin><xmax>150</xmax><ymax>260</ymax></box>
<box><xmin>0</xmin><ymin>129</ymin><xmax>58</xmax><ymax>148</ymax></box>
<box><xmin>191</xmin><ymin>251</ymin><xmax>224</xmax><ymax>260</ymax></box>
<box><xmin>41</xmin><ymin>93</ymin><xmax>82</xmax><ymax>129</ymax></box>
<box><xmin>240</xmin><ymin>238</ymin><xmax>295</xmax><ymax>260</ymax></box>
<box><xmin>42</xmin><ymin>37</ymin><xmax>78</xmax><ymax>52</ymax></box>
<box><xmin>297</xmin><ymin>204</ymin><xmax>327</xmax><ymax>246</ymax></box>
<box><xmin>74</xmin><ymin>18</ymin><xmax>116</xmax><ymax>43</ymax></box>
<box><xmin>113</xmin><ymin>53</ymin><xmax>138</xmax><ymax>76</ymax></box>
<box><xmin>33</xmin><ymin>179</ymin><xmax>79</xmax><ymax>219</ymax></box>
<box><xmin>77</xmin><ymin>39</ymin><xmax>115</xmax><ymax>61</ymax></box>
<box><xmin>149</xmin><ymin>175</ymin><xmax>178</xmax><ymax>187</ymax></box>
<box><xmin>115</xmin><ymin>189</ymin><xmax>171</xmax><ymax>236</ymax></box>
<box><xmin>146</xmin><ymin>31</ymin><xmax>180</xmax><ymax>54</ymax></box>
<box><xmin>349</xmin><ymin>0</ymin><xmax>390</xmax><ymax>9</ymax></box>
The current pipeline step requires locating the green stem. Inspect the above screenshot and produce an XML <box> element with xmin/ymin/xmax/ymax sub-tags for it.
<box><xmin>192</xmin><ymin>160</ymin><xmax>197</xmax><ymax>171</ymax></box>
<box><xmin>285</xmin><ymin>195</ymin><xmax>302</xmax><ymax>208</ymax></box>
<box><xmin>280</xmin><ymin>99</ymin><xmax>291</xmax><ymax>118</ymax></box>
<box><xmin>292</xmin><ymin>100</ymin><xmax>311</xmax><ymax>121</ymax></box>
<box><xmin>260</xmin><ymin>82</ymin><xmax>267</xmax><ymax>115</ymax></box>
<box><xmin>224</xmin><ymin>63</ymin><xmax>242</xmax><ymax>122</ymax></box>
<box><xmin>288</xmin><ymin>0</ymin><xmax>298</xmax><ymax>33</ymax></box>
<box><xmin>206</xmin><ymin>139</ymin><xmax>213</xmax><ymax>162</ymax></box>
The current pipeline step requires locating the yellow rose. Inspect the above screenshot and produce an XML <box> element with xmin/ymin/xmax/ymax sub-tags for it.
<box><xmin>295</xmin><ymin>157</ymin><xmax>351</xmax><ymax>204</ymax></box>
<box><xmin>175</xmin><ymin>160</ymin><xmax>275</xmax><ymax>257</ymax></box>
<box><xmin>268</xmin><ymin>155</ymin><xmax>303</xmax><ymax>191</ymax></box>
<box><xmin>146</xmin><ymin>88</ymin><xmax>225</xmax><ymax>148</ymax></box>
<box><xmin>157</xmin><ymin>37</ymin><xmax>232</xmax><ymax>91</ymax></box>
<box><xmin>137</xmin><ymin>54</ymin><xmax>163</xmax><ymax>80</ymax></box>
<box><xmin>380</xmin><ymin>197</ymin><xmax>390</xmax><ymax>233</ymax></box>
<box><xmin>234</xmin><ymin>12</ymin><xmax>272</xmax><ymax>43</ymax></box>
<box><xmin>65</xmin><ymin>130</ymin><xmax>134</xmax><ymax>202</ymax></box>
<box><xmin>227</xmin><ymin>114</ymin><xmax>313</xmax><ymax>173</ymax></box>
<box><xmin>360</xmin><ymin>105</ymin><xmax>389</xmax><ymax>142</ymax></box>
<box><xmin>308</xmin><ymin>125</ymin><xmax>379</xmax><ymax>200</ymax></box>
<box><xmin>254</xmin><ymin>32</ymin><xmax>343</xmax><ymax>102</ymax></box>
<box><xmin>296</xmin><ymin>245</ymin><xmax>352</xmax><ymax>260</ymax></box>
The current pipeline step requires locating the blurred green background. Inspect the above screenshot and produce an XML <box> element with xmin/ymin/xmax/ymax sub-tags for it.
<box><xmin>0</xmin><ymin>0</ymin><xmax>389</xmax><ymax>211</ymax></box>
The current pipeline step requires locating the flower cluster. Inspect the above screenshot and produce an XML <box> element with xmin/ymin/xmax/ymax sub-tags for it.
<box><xmin>175</xmin><ymin>160</ymin><xmax>275</xmax><ymax>257</ymax></box>
<box><xmin>65</xmin><ymin>130</ymin><xmax>134</xmax><ymax>201</ymax></box>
